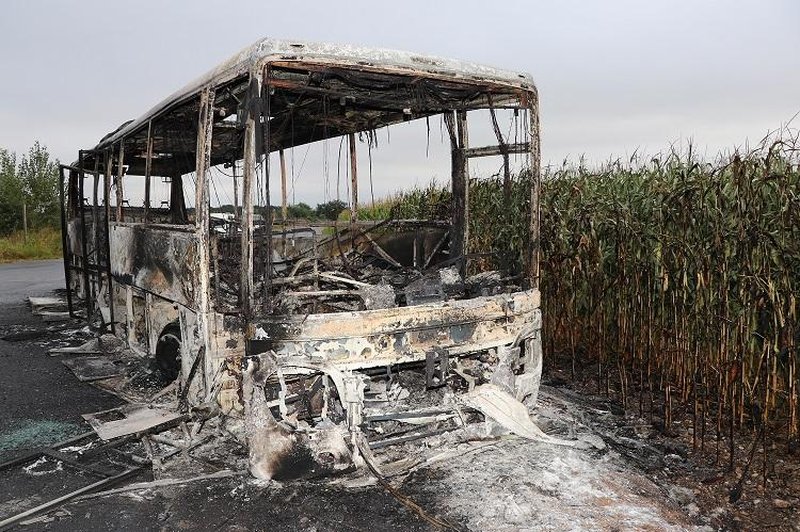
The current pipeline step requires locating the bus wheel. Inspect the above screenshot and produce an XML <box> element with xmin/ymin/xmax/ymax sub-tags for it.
<box><xmin>154</xmin><ymin>322</ymin><xmax>182</xmax><ymax>382</ymax></box>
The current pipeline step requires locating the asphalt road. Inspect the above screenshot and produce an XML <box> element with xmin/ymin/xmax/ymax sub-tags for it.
<box><xmin>0</xmin><ymin>259</ymin><xmax>122</xmax><ymax>465</ymax></box>
<box><xmin>0</xmin><ymin>259</ymin><xmax>65</xmax><ymax>306</ymax></box>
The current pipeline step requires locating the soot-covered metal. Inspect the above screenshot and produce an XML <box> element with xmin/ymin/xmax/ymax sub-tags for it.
<box><xmin>60</xmin><ymin>38</ymin><xmax>544</xmax><ymax>481</ymax></box>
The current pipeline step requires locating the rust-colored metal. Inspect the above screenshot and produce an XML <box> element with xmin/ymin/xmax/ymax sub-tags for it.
<box><xmin>241</xmin><ymin>73</ymin><xmax>258</xmax><ymax>319</ymax></box>
<box><xmin>143</xmin><ymin>120</ymin><xmax>153</xmax><ymax>223</ymax></box>
<box><xmin>77</xmin><ymin>150</ymin><xmax>92</xmax><ymax>319</ymax></box>
<box><xmin>348</xmin><ymin>132</ymin><xmax>358</xmax><ymax>236</ymax></box>
<box><xmin>195</xmin><ymin>86</ymin><xmax>216</xmax><ymax>401</ymax></box>
<box><xmin>103</xmin><ymin>149</ymin><xmax>116</xmax><ymax>334</ymax></box>
<box><xmin>448</xmin><ymin>110</ymin><xmax>469</xmax><ymax>277</ymax></box>
<box><xmin>527</xmin><ymin>94</ymin><xmax>541</xmax><ymax>290</ymax></box>
<box><xmin>115</xmin><ymin>142</ymin><xmax>125</xmax><ymax>223</ymax></box>
<box><xmin>279</xmin><ymin>149</ymin><xmax>288</xmax><ymax>223</ymax></box>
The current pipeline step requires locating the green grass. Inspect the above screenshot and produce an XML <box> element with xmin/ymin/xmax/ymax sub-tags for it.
<box><xmin>0</xmin><ymin>227</ymin><xmax>62</xmax><ymax>262</ymax></box>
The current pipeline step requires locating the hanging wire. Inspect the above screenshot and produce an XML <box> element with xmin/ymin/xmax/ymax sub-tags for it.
<box><xmin>292</xmin><ymin>144</ymin><xmax>312</xmax><ymax>205</ymax></box>
<box><xmin>210</xmin><ymin>171</ymin><xmax>223</xmax><ymax>207</ymax></box>
<box><xmin>426</xmin><ymin>116</ymin><xmax>431</xmax><ymax>158</ymax></box>
<box><xmin>211</xmin><ymin>167</ymin><xmax>234</xmax><ymax>206</ymax></box>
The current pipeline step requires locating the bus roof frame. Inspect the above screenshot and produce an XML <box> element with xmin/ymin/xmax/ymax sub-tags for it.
<box><xmin>93</xmin><ymin>37</ymin><xmax>537</xmax><ymax>152</ymax></box>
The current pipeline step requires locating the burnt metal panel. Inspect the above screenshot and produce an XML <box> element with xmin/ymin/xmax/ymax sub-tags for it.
<box><xmin>109</xmin><ymin>224</ymin><xmax>200</xmax><ymax>309</ymax></box>
<box><xmin>249</xmin><ymin>290</ymin><xmax>541</xmax><ymax>371</ymax></box>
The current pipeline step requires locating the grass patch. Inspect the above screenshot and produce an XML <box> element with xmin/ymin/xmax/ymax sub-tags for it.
<box><xmin>0</xmin><ymin>227</ymin><xmax>62</xmax><ymax>262</ymax></box>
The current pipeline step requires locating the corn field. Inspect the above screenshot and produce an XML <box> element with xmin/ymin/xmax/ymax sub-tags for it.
<box><xmin>384</xmin><ymin>134</ymin><xmax>800</xmax><ymax>467</ymax></box>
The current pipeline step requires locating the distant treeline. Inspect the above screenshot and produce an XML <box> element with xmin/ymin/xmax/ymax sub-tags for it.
<box><xmin>211</xmin><ymin>199</ymin><xmax>349</xmax><ymax>221</ymax></box>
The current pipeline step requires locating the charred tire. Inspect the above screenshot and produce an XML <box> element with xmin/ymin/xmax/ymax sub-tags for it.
<box><xmin>154</xmin><ymin>322</ymin><xmax>182</xmax><ymax>382</ymax></box>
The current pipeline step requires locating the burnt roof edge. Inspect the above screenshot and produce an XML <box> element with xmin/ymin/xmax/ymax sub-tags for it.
<box><xmin>93</xmin><ymin>38</ymin><xmax>537</xmax><ymax>151</ymax></box>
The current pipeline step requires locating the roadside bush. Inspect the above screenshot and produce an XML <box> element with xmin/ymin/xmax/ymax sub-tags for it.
<box><xmin>0</xmin><ymin>227</ymin><xmax>62</xmax><ymax>262</ymax></box>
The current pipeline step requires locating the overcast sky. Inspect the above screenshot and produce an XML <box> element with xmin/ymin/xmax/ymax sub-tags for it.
<box><xmin>1</xmin><ymin>0</ymin><xmax>798</xmax><ymax>205</ymax></box>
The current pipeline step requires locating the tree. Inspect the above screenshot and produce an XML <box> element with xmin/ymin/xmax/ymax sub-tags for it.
<box><xmin>18</xmin><ymin>142</ymin><xmax>60</xmax><ymax>230</ymax></box>
<box><xmin>287</xmin><ymin>202</ymin><xmax>316</xmax><ymax>220</ymax></box>
<box><xmin>0</xmin><ymin>149</ymin><xmax>23</xmax><ymax>234</ymax></box>
<box><xmin>0</xmin><ymin>143</ymin><xmax>60</xmax><ymax>235</ymax></box>
<box><xmin>315</xmin><ymin>199</ymin><xmax>347</xmax><ymax>221</ymax></box>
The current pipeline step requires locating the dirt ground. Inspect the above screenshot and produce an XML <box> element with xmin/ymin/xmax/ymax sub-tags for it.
<box><xmin>0</xmin><ymin>260</ymin><xmax>794</xmax><ymax>531</ymax></box>
<box><xmin>543</xmin><ymin>360</ymin><xmax>800</xmax><ymax>532</ymax></box>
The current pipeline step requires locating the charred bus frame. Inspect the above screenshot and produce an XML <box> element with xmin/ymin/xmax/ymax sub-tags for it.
<box><xmin>60</xmin><ymin>39</ymin><xmax>542</xmax><ymax>478</ymax></box>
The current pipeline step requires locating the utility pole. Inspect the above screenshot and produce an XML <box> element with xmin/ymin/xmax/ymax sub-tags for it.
<box><xmin>22</xmin><ymin>202</ymin><xmax>28</xmax><ymax>242</ymax></box>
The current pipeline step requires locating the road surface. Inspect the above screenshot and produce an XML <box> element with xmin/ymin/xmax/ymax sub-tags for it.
<box><xmin>0</xmin><ymin>259</ymin><xmax>121</xmax><ymax>466</ymax></box>
<box><xmin>0</xmin><ymin>259</ymin><xmax>65</xmax><ymax>305</ymax></box>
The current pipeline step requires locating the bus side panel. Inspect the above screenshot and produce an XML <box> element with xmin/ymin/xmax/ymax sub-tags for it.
<box><xmin>109</xmin><ymin>224</ymin><xmax>200</xmax><ymax>309</ymax></box>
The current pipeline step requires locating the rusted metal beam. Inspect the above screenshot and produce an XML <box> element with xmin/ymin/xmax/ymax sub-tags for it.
<box><xmin>526</xmin><ymin>95</ymin><xmax>541</xmax><ymax>290</ymax></box>
<box><xmin>91</xmin><ymin>158</ymin><xmax>100</xmax><ymax>272</ymax></box>
<box><xmin>103</xmin><ymin>149</ymin><xmax>116</xmax><ymax>334</ymax></box>
<box><xmin>284</xmin><ymin>289</ymin><xmax>358</xmax><ymax>298</ymax></box>
<box><xmin>348</xmin><ymin>133</ymin><xmax>358</xmax><ymax>236</ymax></box>
<box><xmin>269</xmin><ymin>61</ymin><xmax>527</xmax><ymax>98</ymax></box>
<box><xmin>90</xmin><ymin>155</ymin><xmax>101</xmax><ymax>319</ymax></box>
<box><xmin>232</xmin><ymin>161</ymin><xmax>240</xmax><ymax>224</ymax></box>
<box><xmin>144</xmin><ymin>120</ymin><xmax>153</xmax><ymax>223</ymax></box>
<box><xmin>488</xmin><ymin>96</ymin><xmax>511</xmax><ymax>203</ymax></box>
<box><xmin>195</xmin><ymin>90</ymin><xmax>214</xmax><ymax>240</ymax></box>
<box><xmin>261</xmin><ymin>67</ymin><xmax>274</xmax><ymax>312</ymax></box>
<box><xmin>0</xmin><ymin>432</ymin><xmax>94</xmax><ymax>471</ymax></box>
<box><xmin>447</xmin><ymin>110</ymin><xmax>469</xmax><ymax>277</ymax></box>
<box><xmin>422</xmin><ymin>231</ymin><xmax>449</xmax><ymax>269</ymax></box>
<box><xmin>58</xmin><ymin>165</ymin><xmax>74</xmax><ymax>317</ymax></box>
<box><xmin>362</xmin><ymin>232</ymin><xmax>402</xmax><ymax>269</ymax></box>
<box><xmin>194</xmin><ymin>86</ymin><xmax>216</xmax><ymax>401</ymax></box>
<box><xmin>279</xmin><ymin>149</ymin><xmax>288</xmax><ymax>223</ymax></box>
<box><xmin>0</xmin><ymin>467</ymin><xmax>143</xmax><ymax>530</ymax></box>
<box><xmin>115</xmin><ymin>142</ymin><xmax>125</xmax><ymax>222</ymax></box>
<box><xmin>78</xmin><ymin>150</ymin><xmax>93</xmax><ymax>320</ymax></box>
<box><xmin>240</xmin><ymin>75</ymin><xmax>258</xmax><ymax>318</ymax></box>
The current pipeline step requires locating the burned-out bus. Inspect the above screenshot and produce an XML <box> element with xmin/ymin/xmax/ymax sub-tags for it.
<box><xmin>60</xmin><ymin>38</ymin><xmax>542</xmax><ymax>478</ymax></box>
